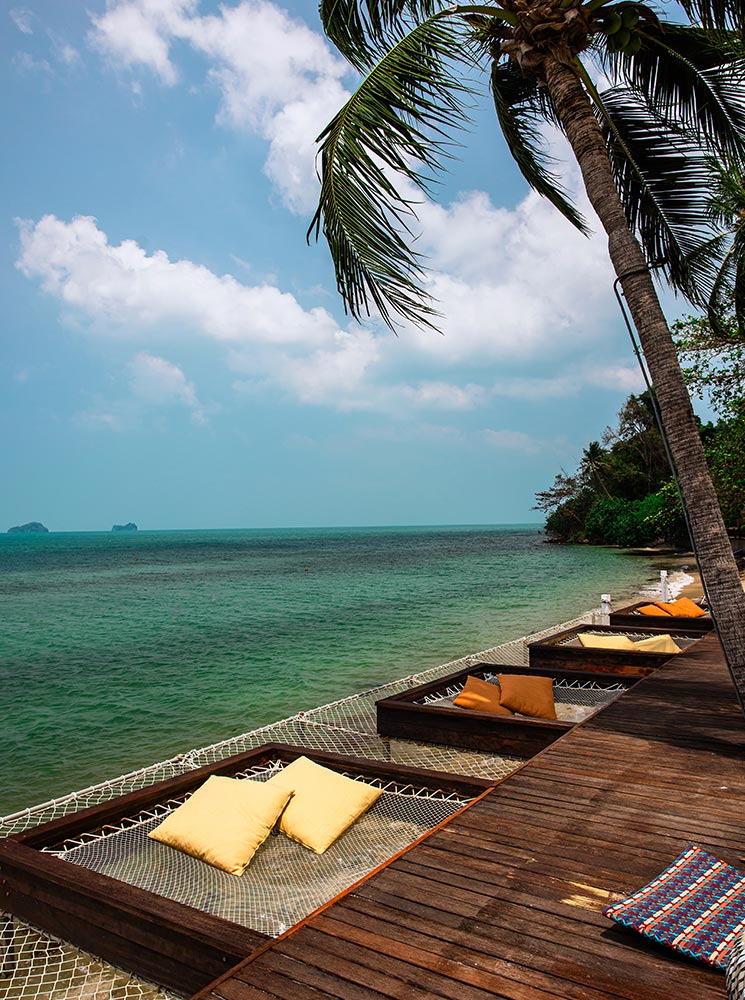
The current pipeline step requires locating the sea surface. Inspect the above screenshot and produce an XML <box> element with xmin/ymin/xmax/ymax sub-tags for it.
<box><xmin>0</xmin><ymin>525</ymin><xmax>691</xmax><ymax>816</ymax></box>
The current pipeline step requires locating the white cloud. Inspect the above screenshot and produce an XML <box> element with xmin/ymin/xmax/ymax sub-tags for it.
<box><xmin>483</xmin><ymin>429</ymin><xmax>543</xmax><ymax>454</ymax></box>
<box><xmin>16</xmin><ymin>214</ymin><xmax>339</xmax><ymax>348</ymax></box>
<box><xmin>88</xmin><ymin>0</ymin><xmax>196</xmax><ymax>85</ymax></box>
<box><xmin>409</xmin><ymin>189</ymin><xmax>615</xmax><ymax>364</ymax></box>
<box><xmin>74</xmin><ymin>408</ymin><xmax>127</xmax><ymax>432</ymax></box>
<box><xmin>16</xmin><ymin>211</ymin><xmax>634</xmax><ymax>417</ymax></box>
<box><xmin>13</xmin><ymin>52</ymin><xmax>52</xmax><ymax>75</ymax></box>
<box><xmin>88</xmin><ymin>0</ymin><xmax>350</xmax><ymax>211</ymax></box>
<box><xmin>128</xmin><ymin>352</ymin><xmax>205</xmax><ymax>424</ymax></box>
<box><xmin>10</xmin><ymin>7</ymin><xmax>33</xmax><ymax>33</ymax></box>
<box><xmin>583</xmin><ymin>363</ymin><xmax>645</xmax><ymax>393</ymax></box>
<box><xmin>490</xmin><ymin>363</ymin><xmax>642</xmax><ymax>401</ymax></box>
<box><xmin>57</xmin><ymin>42</ymin><xmax>81</xmax><ymax>66</ymax></box>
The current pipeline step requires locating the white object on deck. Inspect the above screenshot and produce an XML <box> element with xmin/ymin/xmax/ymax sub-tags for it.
<box><xmin>600</xmin><ymin>594</ymin><xmax>612</xmax><ymax>625</ymax></box>
<box><xmin>660</xmin><ymin>570</ymin><xmax>669</xmax><ymax>602</ymax></box>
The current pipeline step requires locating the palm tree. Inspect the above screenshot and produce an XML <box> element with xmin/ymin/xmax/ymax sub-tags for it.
<box><xmin>694</xmin><ymin>158</ymin><xmax>745</xmax><ymax>338</ymax></box>
<box><xmin>308</xmin><ymin>0</ymin><xmax>745</xmax><ymax>703</ymax></box>
<box><xmin>580</xmin><ymin>441</ymin><xmax>613</xmax><ymax>497</ymax></box>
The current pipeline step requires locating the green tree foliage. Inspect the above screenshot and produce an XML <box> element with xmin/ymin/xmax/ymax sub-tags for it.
<box><xmin>538</xmin><ymin>390</ymin><xmax>710</xmax><ymax>546</ymax></box>
<box><xmin>674</xmin><ymin>297</ymin><xmax>745</xmax><ymax>418</ymax></box>
<box><xmin>673</xmin><ymin>300</ymin><xmax>745</xmax><ymax>531</ymax></box>
<box><xmin>706</xmin><ymin>410</ymin><xmax>745</xmax><ymax>530</ymax></box>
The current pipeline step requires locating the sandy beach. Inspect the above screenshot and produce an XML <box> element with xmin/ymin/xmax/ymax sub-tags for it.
<box><xmin>680</xmin><ymin>566</ymin><xmax>745</xmax><ymax>600</ymax></box>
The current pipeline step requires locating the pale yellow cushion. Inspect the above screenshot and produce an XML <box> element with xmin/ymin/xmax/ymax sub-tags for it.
<box><xmin>147</xmin><ymin>775</ymin><xmax>292</xmax><ymax>876</ymax></box>
<box><xmin>578</xmin><ymin>634</ymin><xmax>636</xmax><ymax>650</ymax></box>
<box><xmin>266</xmin><ymin>756</ymin><xmax>383</xmax><ymax>855</ymax></box>
<box><xmin>633</xmin><ymin>634</ymin><xmax>681</xmax><ymax>654</ymax></box>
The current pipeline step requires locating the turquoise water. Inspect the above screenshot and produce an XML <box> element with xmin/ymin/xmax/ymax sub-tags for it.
<box><xmin>1</xmin><ymin>525</ymin><xmax>675</xmax><ymax>815</ymax></box>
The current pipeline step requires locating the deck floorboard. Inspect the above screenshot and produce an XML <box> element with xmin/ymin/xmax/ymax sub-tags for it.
<box><xmin>196</xmin><ymin>633</ymin><xmax>744</xmax><ymax>1000</ymax></box>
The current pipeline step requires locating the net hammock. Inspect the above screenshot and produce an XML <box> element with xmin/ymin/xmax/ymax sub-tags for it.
<box><xmin>554</xmin><ymin>627</ymin><xmax>700</xmax><ymax>650</ymax></box>
<box><xmin>0</xmin><ymin>609</ymin><xmax>594</xmax><ymax>1000</ymax></box>
<box><xmin>419</xmin><ymin>675</ymin><xmax>626</xmax><ymax>723</ymax></box>
<box><xmin>44</xmin><ymin>760</ymin><xmax>471</xmax><ymax>939</ymax></box>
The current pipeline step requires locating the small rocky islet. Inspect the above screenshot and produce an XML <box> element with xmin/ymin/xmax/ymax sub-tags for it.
<box><xmin>7</xmin><ymin>522</ymin><xmax>49</xmax><ymax>534</ymax></box>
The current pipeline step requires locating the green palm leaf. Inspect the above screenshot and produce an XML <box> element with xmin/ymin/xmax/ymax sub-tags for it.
<box><xmin>595</xmin><ymin>84</ymin><xmax>716</xmax><ymax>293</ymax></box>
<box><xmin>307</xmin><ymin>13</ymin><xmax>474</xmax><ymax>329</ymax></box>
<box><xmin>490</xmin><ymin>61</ymin><xmax>588</xmax><ymax>234</ymax></box>
<box><xmin>704</xmin><ymin>159</ymin><xmax>745</xmax><ymax>336</ymax></box>
<box><xmin>320</xmin><ymin>0</ymin><xmax>438</xmax><ymax>69</ymax></box>
<box><xmin>676</xmin><ymin>0</ymin><xmax>745</xmax><ymax>34</ymax></box>
<box><xmin>604</xmin><ymin>22</ymin><xmax>745</xmax><ymax>160</ymax></box>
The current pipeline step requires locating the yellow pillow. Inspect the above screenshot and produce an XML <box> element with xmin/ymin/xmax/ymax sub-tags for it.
<box><xmin>638</xmin><ymin>604</ymin><xmax>672</xmax><ymax>617</ymax></box>
<box><xmin>453</xmin><ymin>675</ymin><xmax>513</xmax><ymax>714</ymax></box>
<box><xmin>633</xmin><ymin>634</ymin><xmax>681</xmax><ymax>654</ymax></box>
<box><xmin>148</xmin><ymin>775</ymin><xmax>292</xmax><ymax>876</ymax></box>
<box><xmin>656</xmin><ymin>597</ymin><xmax>707</xmax><ymax>618</ymax></box>
<box><xmin>497</xmin><ymin>674</ymin><xmax>557</xmax><ymax>720</ymax></box>
<box><xmin>578</xmin><ymin>633</ymin><xmax>636</xmax><ymax>650</ymax></box>
<box><xmin>266</xmin><ymin>756</ymin><xmax>382</xmax><ymax>855</ymax></box>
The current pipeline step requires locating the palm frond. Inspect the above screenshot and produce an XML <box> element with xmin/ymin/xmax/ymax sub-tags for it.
<box><xmin>490</xmin><ymin>61</ymin><xmax>588</xmax><ymax>233</ymax></box>
<box><xmin>320</xmin><ymin>0</ymin><xmax>438</xmax><ymax>69</ymax></box>
<box><xmin>735</xmin><ymin>238</ymin><xmax>745</xmax><ymax>336</ymax></box>
<box><xmin>308</xmin><ymin>13</ymin><xmax>474</xmax><ymax>329</ymax></box>
<box><xmin>675</xmin><ymin>0</ymin><xmax>745</xmax><ymax>34</ymax></box>
<box><xmin>709</xmin><ymin>231</ymin><xmax>745</xmax><ymax>338</ymax></box>
<box><xmin>593</xmin><ymin>84</ymin><xmax>717</xmax><ymax>295</ymax></box>
<box><xmin>696</xmin><ymin>157</ymin><xmax>745</xmax><ymax>337</ymax></box>
<box><xmin>603</xmin><ymin>22</ymin><xmax>745</xmax><ymax>161</ymax></box>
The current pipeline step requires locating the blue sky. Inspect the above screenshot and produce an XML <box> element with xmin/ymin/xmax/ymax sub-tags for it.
<box><xmin>1</xmin><ymin>0</ymin><xmax>696</xmax><ymax>531</ymax></box>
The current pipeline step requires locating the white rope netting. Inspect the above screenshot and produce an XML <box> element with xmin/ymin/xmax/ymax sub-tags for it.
<box><xmin>0</xmin><ymin>610</ymin><xmax>594</xmax><ymax>1000</ymax></box>
<box><xmin>0</xmin><ymin>920</ymin><xmax>171</xmax><ymax>1000</ymax></box>
<box><xmin>553</xmin><ymin>627</ymin><xmax>700</xmax><ymax>649</ymax></box>
<box><xmin>43</xmin><ymin>761</ymin><xmax>470</xmax><ymax>939</ymax></box>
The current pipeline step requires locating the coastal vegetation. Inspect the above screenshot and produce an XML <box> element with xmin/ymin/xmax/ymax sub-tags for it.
<box><xmin>308</xmin><ymin>0</ymin><xmax>745</xmax><ymax>700</ymax></box>
<box><xmin>535</xmin><ymin>389</ymin><xmax>745</xmax><ymax>545</ymax></box>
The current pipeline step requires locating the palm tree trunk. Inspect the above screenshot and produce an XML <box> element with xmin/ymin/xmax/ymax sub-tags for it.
<box><xmin>544</xmin><ymin>55</ymin><xmax>745</xmax><ymax>706</ymax></box>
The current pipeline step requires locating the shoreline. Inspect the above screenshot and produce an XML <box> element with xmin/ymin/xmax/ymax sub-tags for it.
<box><xmin>677</xmin><ymin>566</ymin><xmax>745</xmax><ymax>601</ymax></box>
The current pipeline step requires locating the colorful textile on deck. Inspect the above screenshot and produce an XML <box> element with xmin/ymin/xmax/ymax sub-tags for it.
<box><xmin>603</xmin><ymin>845</ymin><xmax>745</xmax><ymax>968</ymax></box>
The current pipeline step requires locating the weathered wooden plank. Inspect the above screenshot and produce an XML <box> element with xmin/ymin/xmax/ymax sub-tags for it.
<box><xmin>200</xmin><ymin>632</ymin><xmax>735</xmax><ymax>1000</ymax></box>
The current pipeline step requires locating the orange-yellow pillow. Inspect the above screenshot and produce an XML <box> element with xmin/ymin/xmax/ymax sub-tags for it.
<box><xmin>497</xmin><ymin>674</ymin><xmax>557</xmax><ymax>720</ymax></box>
<box><xmin>638</xmin><ymin>604</ymin><xmax>672</xmax><ymax>616</ymax></box>
<box><xmin>453</xmin><ymin>675</ymin><xmax>512</xmax><ymax>714</ymax></box>
<box><xmin>656</xmin><ymin>597</ymin><xmax>707</xmax><ymax>618</ymax></box>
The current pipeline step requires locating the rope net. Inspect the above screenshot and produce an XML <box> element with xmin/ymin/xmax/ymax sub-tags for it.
<box><xmin>552</xmin><ymin>627</ymin><xmax>700</xmax><ymax>649</ymax></box>
<box><xmin>419</xmin><ymin>675</ymin><xmax>625</xmax><ymax>723</ymax></box>
<box><xmin>0</xmin><ymin>610</ymin><xmax>593</xmax><ymax>999</ymax></box>
<box><xmin>46</xmin><ymin>761</ymin><xmax>470</xmax><ymax>939</ymax></box>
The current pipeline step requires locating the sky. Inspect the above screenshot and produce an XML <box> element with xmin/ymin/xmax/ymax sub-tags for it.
<box><xmin>1</xmin><ymin>0</ymin><xmax>697</xmax><ymax>531</ymax></box>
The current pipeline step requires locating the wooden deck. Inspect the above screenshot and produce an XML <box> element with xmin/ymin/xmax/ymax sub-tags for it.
<box><xmin>195</xmin><ymin>633</ymin><xmax>745</xmax><ymax>1000</ymax></box>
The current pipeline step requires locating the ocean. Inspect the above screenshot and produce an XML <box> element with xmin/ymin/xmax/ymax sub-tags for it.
<box><xmin>0</xmin><ymin>525</ymin><xmax>690</xmax><ymax>816</ymax></box>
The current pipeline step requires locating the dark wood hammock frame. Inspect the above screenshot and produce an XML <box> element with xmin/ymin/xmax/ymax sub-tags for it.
<box><xmin>376</xmin><ymin>664</ymin><xmax>637</xmax><ymax>756</ymax></box>
<box><xmin>0</xmin><ymin>743</ymin><xmax>493</xmax><ymax>997</ymax></box>
<box><xmin>526</xmin><ymin>623</ymin><xmax>704</xmax><ymax>675</ymax></box>
<box><xmin>609</xmin><ymin>600</ymin><xmax>714</xmax><ymax>633</ymax></box>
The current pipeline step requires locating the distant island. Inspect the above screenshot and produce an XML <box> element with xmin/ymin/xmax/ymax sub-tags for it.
<box><xmin>8</xmin><ymin>522</ymin><xmax>49</xmax><ymax>534</ymax></box>
<box><xmin>112</xmin><ymin>522</ymin><xmax>138</xmax><ymax>532</ymax></box>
